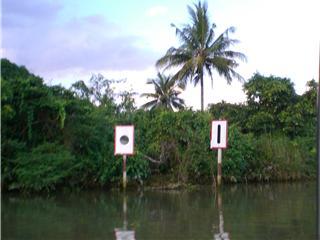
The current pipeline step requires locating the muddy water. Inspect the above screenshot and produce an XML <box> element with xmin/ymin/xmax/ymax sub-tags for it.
<box><xmin>2</xmin><ymin>182</ymin><xmax>316</xmax><ymax>239</ymax></box>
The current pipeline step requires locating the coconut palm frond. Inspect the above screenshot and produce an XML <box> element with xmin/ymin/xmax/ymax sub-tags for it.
<box><xmin>141</xmin><ymin>99</ymin><xmax>158</xmax><ymax>110</ymax></box>
<box><xmin>155</xmin><ymin>1</ymin><xmax>246</xmax><ymax>110</ymax></box>
<box><xmin>140</xmin><ymin>72</ymin><xmax>186</xmax><ymax>111</ymax></box>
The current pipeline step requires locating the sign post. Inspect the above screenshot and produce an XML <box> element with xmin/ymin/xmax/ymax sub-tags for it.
<box><xmin>217</xmin><ymin>149</ymin><xmax>222</xmax><ymax>186</ymax></box>
<box><xmin>123</xmin><ymin>155</ymin><xmax>127</xmax><ymax>190</ymax></box>
<box><xmin>115</xmin><ymin>125</ymin><xmax>134</xmax><ymax>190</ymax></box>
<box><xmin>211</xmin><ymin>120</ymin><xmax>228</xmax><ymax>187</ymax></box>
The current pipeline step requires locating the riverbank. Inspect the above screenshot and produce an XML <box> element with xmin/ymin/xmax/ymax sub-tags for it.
<box><xmin>2</xmin><ymin>59</ymin><xmax>317</xmax><ymax>193</ymax></box>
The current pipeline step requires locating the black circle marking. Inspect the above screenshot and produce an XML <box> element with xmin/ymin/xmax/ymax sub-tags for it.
<box><xmin>120</xmin><ymin>135</ymin><xmax>129</xmax><ymax>145</ymax></box>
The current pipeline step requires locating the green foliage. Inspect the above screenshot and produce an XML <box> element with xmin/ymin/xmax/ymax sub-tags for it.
<box><xmin>1</xmin><ymin>59</ymin><xmax>67</xmax><ymax>146</ymax></box>
<box><xmin>279</xmin><ymin>80</ymin><xmax>317</xmax><ymax>137</ymax></box>
<box><xmin>118</xmin><ymin>90</ymin><xmax>137</xmax><ymax>113</ymax></box>
<box><xmin>132</xmin><ymin>109</ymin><xmax>213</xmax><ymax>183</ymax></box>
<box><xmin>99</xmin><ymin>156</ymin><xmax>122</xmax><ymax>184</ymax></box>
<box><xmin>1</xmin><ymin>59</ymin><xmax>317</xmax><ymax>192</ymax></box>
<box><xmin>127</xmin><ymin>153</ymin><xmax>151</xmax><ymax>181</ymax></box>
<box><xmin>246</xmin><ymin>111</ymin><xmax>275</xmax><ymax>134</ymax></box>
<box><xmin>99</xmin><ymin>153</ymin><xmax>150</xmax><ymax>184</ymax></box>
<box><xmin>223</xmin><ymin>126</ymin><xmax>256</xmax><ymax>182</ymax></box>
<box><xmin>1</xmin><ymin>140</ymin><xmax>27</xmax><ymax>185</ymax></box>
<box><xmin>249</xmin><ymin>135</ymin><xmax>313</xmax><ymax>181</ymax></box>
<box><xmin>244</xmin><ymin>73</ymin><xmax>297</xmax><ymax>134</ymax></box>
<box><xmin>11</xmin><ymin>143</ymin><xmax>78</xmax><ymax>191</ymax></box>
<box><xmin>244</xmin><ymin>73</ymin><xmax>296</xmax><ymax>112</ymax></box>
<box><xmin>208</xmin><ymin>101</ymin><xmax>248</xmax><ymax>130</ymax></box>
<box><xmin>141</xmin><ymin>72</ymin><xmax>185</xmax><ymax>111</ymax></box>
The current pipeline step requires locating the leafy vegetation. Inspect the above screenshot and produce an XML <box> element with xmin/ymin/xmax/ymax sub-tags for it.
<box><xmin>1</xmin><ymin>55</ymin><xmax>317</xmax><ymax>192</ymax></box>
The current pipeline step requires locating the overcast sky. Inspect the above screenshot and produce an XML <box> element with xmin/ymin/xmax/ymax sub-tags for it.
<box><xmin>2</xmin><ymin>0</ymin><xmax>320</xmax><ymax>109</ymax></box>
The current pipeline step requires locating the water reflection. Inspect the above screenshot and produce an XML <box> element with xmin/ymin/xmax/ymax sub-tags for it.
<box><xmin>213</xmin><ymin>191</ymin><xmax>230</xmax><ymax>240</ymax></box>
<box><xmin>114</xmin><ymin>189</ymin><xmax>231</xmax><ymax>240</ymax></box>
<box><xmin>114</xmin><ymin>195</ymin><xmax>136</xmax><ymax>240</ymax></box>
<box><xmin>1</xmin><ymin>182</ymin><xmax>316</xmax><ymax>240</ymax></box>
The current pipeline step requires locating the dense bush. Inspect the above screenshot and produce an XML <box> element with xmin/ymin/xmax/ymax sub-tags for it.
<box><xmin>249</xmin><ymin>135</ymin><xmax>313</xmax><ymax>181</ymax></box>
<box><xmin>223</xmin><ymin>126</ymin><xmax>256</xmax><ymax>182</ymax></box>
<box><xmin>10</xmin><ymin>143</ymin><xmax>78</xmax><ymax>191</ymax></box>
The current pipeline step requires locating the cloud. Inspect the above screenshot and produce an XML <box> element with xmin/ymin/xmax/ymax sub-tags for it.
<box><xmin>2</xmin><ymin>0</ymin><xmax>158</xmax><ymax>78</ymax></box>
<box><xmin>2</xmin><ymin>0</ymin><xmax>61</xmax><ymax>28</ymax></box>
<box><xmin>146</xmin><ymin>6</ymin><xmax>168</xmax><ymax>17</ymax></box>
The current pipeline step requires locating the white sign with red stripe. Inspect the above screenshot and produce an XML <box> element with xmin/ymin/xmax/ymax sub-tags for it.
<box><xmin>114</xmin><ymin>125</ymin><xmax>134</xmax><ymax>155</ymax></box>
<box><xmin>210</xmin><ymin>120</ymin><xmax>228</xmax><ymax>149</ymax></box>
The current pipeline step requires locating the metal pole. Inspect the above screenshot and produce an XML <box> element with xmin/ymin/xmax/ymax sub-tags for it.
<box><xmin>123</xmin><ymin>155</ymin><xmax>127</xmax><ymax>190</ymax></box>
<box><xmin>217</xmin><ymin>149</ymin><xmax>222</xmax><ymax>187</ymax></box>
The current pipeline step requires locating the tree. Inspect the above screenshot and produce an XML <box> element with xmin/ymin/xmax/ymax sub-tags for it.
<box><xmin>208</xmin><ymin>101</ymin><xmax>248</xmax><ymax>131</ymax></box>
<box><xmin>1</xmin><ymin>59</ymin><xmax>67</xmax><ymax>145</ymax></box>
<box><xmin>279</xmin><ymin>79</ymin><xmax>318</xmax><ymax>137</ymax></box>
<box><xmin>141</xmin><ymin>72</ymin><xmax>185</xmax><ymax>111</ymax></box>
<box><xmin>156</xmin><ymin>1</ymin><xmax>246</xmax><ymax>111</ymax></box>
<box><xmin>118</xmin><ymin>90</ymin><xmax>137</xmax><ymax>113</ymax></box>
<box><xmin>70</xmin><ymin>73</ymin><xmax>120</xmax><ymax>109</ymax></box>
<box><xmin>243</xmin><ymin>73</ymin><xmax>297</xmax><ymax>134</ymax></box>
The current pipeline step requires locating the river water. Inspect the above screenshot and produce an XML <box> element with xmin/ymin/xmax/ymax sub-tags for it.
<box><xmin>1</xmin><ymin>182</ymin><xmax>316</xmax><ymax>239</ymax></box>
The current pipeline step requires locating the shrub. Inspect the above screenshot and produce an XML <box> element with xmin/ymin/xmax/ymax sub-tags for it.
<box><xmin>11</xmin><ymin>142</ymin><xmax>78</xmax><ymax>191</ymax></box>
<box><xmin>250</xmin><ymin>135</ymin><xmax>311</xmax><ymax>181</ymax></box>
<box><xmin>223</xmin><ymin>126</ymin><xmax>256</xmax><ymax>182</ymax></box>
<box><xmin>127</xmin><ymin>152</ymin><xmax>150</xmax><ymax>181</ymax></box>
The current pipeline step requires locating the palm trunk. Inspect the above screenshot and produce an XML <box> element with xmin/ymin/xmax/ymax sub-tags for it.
<box><xmin>200</xmin><ymin>73</ymin><xmax>204</xmax><ymax>112</ymax></box>
<box><xmin>200</xmin><ymin>73</ymin><xmax>204</xmax><ymax>111</ymax></box>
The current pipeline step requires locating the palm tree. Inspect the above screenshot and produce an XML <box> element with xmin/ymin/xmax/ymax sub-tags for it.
<box><xmin>156</xmin><ymin>1</ymin><xmax>246</xmax><ymax>111</ymax></box>
<box><xmin>141</xmin><ymin>72</ymin><xmax>185</xmax><ymax>111</ymax></box>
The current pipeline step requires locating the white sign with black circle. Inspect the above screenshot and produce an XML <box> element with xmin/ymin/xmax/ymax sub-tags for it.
<box><xmin>114</xmin><ymin>125</ymin><xmax>134</xmax><ymax>155</ymax></box>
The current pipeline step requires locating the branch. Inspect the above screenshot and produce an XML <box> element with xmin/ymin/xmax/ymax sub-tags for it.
<box><xmin>140</xmin><ymin>153</ymin><xmax>165</xmax><ymax>165</ymax></box>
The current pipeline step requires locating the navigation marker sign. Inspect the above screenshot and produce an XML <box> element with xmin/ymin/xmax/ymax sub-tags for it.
<box><xmin>211</xmin><ymin>120</ymin><xmax>228</xmax><ymax>149</ymax></box>
<box><xmin>115</xmin><ymin>125</ymin><xmax>134</xmax><ymax>190</ymax></box>
<box><xmin>115</xmin><ymin>125</ymin><xmax>134</xmax><ymax>155</ymax></box>
<box><xmin>211</xmin><ymin>120</ymin><xmax>228</xmax><ymax>187</ymax></box>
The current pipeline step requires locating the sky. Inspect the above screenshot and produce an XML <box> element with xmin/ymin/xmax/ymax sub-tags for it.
<box><xmin>2</xmin><ymin>0</ymin><xmax>320</xmax><ymax>109</ymax></box>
